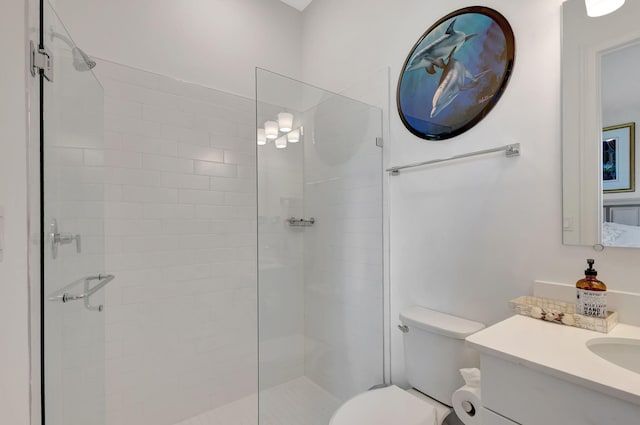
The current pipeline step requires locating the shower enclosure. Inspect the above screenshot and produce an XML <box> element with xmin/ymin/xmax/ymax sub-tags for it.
<box><xmin>36</xmin><ymin>3</ymin><xmax>384</xmax><ymax>424</ymax></box>
<box><xmin>257</xmin><ymin>69</ymin><xmax>385</xmax><ymax>425</ymax></box>
<box><xmin>39</xmin><ymin>4</ymin><xmax>106</xmax><ymax>425</ymax></box>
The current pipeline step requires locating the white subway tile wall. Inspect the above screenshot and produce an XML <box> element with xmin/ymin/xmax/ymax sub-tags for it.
<box><xmin>302</xmin><ymin>98</ymin><xmax>384</xmax><ymax>401</ymax></box>
<box><xmin>255</xmin><ymin>72</ymin><xmax>384</xmax><ymax>424</ymax></box>
<box><xmin>92</xmin><ymin>60</ymin><xmax>257</xmax><ymax>425</ymax></box>
<box><xmin>44</xmin><ymin>41</ymin><xmax>107</xmax><ymax>425</ymax></box>
<box><xmin>257</xmin><ymin>135</ymin><xmax>305</xmax><ymax>391</ymax></box>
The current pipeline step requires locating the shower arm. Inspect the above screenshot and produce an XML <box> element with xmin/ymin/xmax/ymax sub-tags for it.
<box><xmin>49</xmin><ymin>27</ymin><xmax>75</xmax><ymax>49</ymax></box>
<box><xmin>48</xmin><ymin>26</ymin><xmax>96</xmax><ymax>71</ymax></box>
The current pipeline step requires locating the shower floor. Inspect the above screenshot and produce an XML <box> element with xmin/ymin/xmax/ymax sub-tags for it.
<box><xmin>174</xmin><ymin>377</ymin><xmax>341</xmax><ymax>425</ymax></box>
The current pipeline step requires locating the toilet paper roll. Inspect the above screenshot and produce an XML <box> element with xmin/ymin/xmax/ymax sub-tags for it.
<box><xmin>452</xmin><ymin>385</ymin><xmax>482</xmax><ymax>425</ymax></box>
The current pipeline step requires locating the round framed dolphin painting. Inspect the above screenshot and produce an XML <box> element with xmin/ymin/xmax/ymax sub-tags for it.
<box><xmin>397</xmin><ymin>7</ymin><xmax>515</xmax><ymax>141</ymax></box>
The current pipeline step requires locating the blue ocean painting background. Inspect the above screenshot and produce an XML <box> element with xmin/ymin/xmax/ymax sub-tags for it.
<box><xmin>602</xmin><ymin>139</ymin><xmax>617</xmax><ymax>181</ymax></box>
<box><xmin>398</xmin><ymin>13</ymin><xmax>509</xmax><ymax>139</ymax></box>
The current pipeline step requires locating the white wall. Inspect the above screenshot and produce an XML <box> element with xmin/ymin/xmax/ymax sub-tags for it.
<box><xmin>301</xmin><ymin>0</ymin><xmax>640</xmax><ymax>385</ymax></box>
<box><xmin>52</xmin><ymin>0</ymin><xmax>303</xmax><ymax>98</ymax></box>
<box><xmin>0</xmin><ymin>1</ymin><xmax>32</xmax><ymax>425</ymax></box>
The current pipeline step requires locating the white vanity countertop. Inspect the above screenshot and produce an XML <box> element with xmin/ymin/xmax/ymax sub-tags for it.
<box><xmin>466</xmin><ymin>315</ymin><xmax>640</xmax><ymax>406</ymax></box>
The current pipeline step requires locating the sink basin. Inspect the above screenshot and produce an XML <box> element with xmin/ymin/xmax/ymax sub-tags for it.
<box><xmin>587</xmin><ymin>338</ymin><xmax>640</xmax><ymax>374</ymax></box>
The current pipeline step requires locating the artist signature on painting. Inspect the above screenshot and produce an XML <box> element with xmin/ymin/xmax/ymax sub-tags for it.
<box><xmin>478</xmin><ymin>94</ymin><xmax>493</xmax><ymax>105</ymax></box>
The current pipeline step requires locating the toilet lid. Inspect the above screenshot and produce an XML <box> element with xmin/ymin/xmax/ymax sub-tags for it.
<box><xmin>329</xmin><ymin>385</ymin><xmax>448</xmax><ymax>425</ymax></box>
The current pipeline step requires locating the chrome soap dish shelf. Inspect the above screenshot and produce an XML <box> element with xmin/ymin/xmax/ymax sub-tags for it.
<box><xmin>287</xmin><ymin>217</ymin><xmax>315</xmax><ymax>227</ymax></box>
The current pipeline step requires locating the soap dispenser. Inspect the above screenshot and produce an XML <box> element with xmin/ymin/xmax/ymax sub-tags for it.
<box><xmin>576</xmin><ymin>259</ymin><xmax>607</xmax><ymax>318</ymax></box>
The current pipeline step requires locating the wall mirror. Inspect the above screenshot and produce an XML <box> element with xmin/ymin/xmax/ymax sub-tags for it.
<box><xmin>562</xmin><ymin>0</ymin><xmax>640</xmax><ymax>248</ymax></box>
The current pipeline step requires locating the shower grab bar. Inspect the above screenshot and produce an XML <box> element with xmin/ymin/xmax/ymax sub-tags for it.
<box><xmin>48</xmin><ymin>274</ymin><xmax>115</xmax><ymax>311</ymax></box>
<box><xmin>386</xmin><ymin>143</ymin><xmax>521</xmax><ymax>175</ymax></box>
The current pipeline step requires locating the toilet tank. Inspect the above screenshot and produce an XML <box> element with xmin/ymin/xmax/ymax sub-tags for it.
<box><xmin>399</xmin><ymin>306</ymin><xmax>485</xmax><ymax>406</ymax></box>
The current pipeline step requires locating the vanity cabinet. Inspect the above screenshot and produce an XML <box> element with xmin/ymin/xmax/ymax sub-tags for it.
<box><xmin>479</xmin><ymin>354</ymin><xmax>640</xmax><ymax>425</ymax></box>
<box><xmin>466</xmin><ymin>315</ymin><xmax>640</xmax><ymax>425</ymax></box>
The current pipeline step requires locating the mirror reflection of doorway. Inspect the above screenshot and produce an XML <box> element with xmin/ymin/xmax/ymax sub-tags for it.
<box><xmin>601</xmin><ymin>41</ymin><xmax>640</xmax><ymax>247</ymax></box>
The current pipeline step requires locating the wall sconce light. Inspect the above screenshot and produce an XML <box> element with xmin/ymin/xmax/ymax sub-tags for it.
<box><xmin>275</xmin><ymin>135</ymin><xmax>287</xmax><ymax>149</ymax></box>
<box><xmin>278</xmin><ymin>112</ymin><xmax>293</xmax><ymax>133</ymax></box>
<box><xmin>257</xmin><ymin>128</ymin><xmax>267</xmax><ymax>146</ymax></box>
<box><xmin>287</xmin><ymin>128</ymin><xmax>300</xmax><ymax>143</ymax></box>
<box><xmin>265</xmin><ymin>121</ymin><xmax>279</xmax><ymax>139</ymax></box>
<box><xmin>585</xmin><ymin>0</ymin><xmax>625</xmax><ymax>17</ymax></box>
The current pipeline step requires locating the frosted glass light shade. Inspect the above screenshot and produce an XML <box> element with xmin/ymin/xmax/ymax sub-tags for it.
<box><xmin>585</xmin><ymin>0</ymin><xmax>625</xmax><ymax>17</ymax></box>
<box><xmin>257</xmin><ymin>128</ymin><xmax>267</xmax><ymax>145</ymax></box>
<box><xmin>278</xmin><ymin>112</ymin><xmax>294</xmax><ymax>132</ymax></box>
<box><xmin>287</xmin><ymin>128</ymin><xmax>300</xmax><ymax>143</ymax></box>
<box><xmin>265</xmin><ymin>121</ymin><xmax>279</xmax><ymax>139</ymax></box>
<box><xmin>275</xmin><ymin>135</ymin><xmax>287</xmax><ymax>149</ymax></box>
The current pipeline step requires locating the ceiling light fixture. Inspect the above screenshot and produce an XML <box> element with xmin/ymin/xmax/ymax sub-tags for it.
<box><xmin>585</xmin><ymin>0</ymin><xmax>625</xmax><ymax>17</ymax></box>
<box><xmin>287</xmin><ymin>128</ymin><xmax>300</xmax><ymax>143</ymax></box>
<box><xmin>265</xmin><ymin>121</ymin><xmax>279</xmax><ymax>139</ymax></box>
<box><xmin>275</xmin><ymin>135</ymin><xmax>287</xmax><ymax>149</ymax></box>
<box><xmin>257</xmin><ymin>128</ymin><xmax>267</xmax><ymax>146</ymax></box>
<box><xmin>278</xmin><ymin>112</ymin><xmax>294</xmax><ymax>133</ymax></box>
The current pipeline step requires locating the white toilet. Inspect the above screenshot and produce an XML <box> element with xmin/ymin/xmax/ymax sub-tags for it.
<box><xmin>329</xmin><ymin>305</ymin><xmax>485</xmax><ymax>425</ymax></box>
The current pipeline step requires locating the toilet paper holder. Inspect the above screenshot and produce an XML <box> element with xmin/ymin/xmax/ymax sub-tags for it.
<box><xmin>452</xmin><ymin>368</ymin><xmax>482</xmax><ymax>424</ymax></box>
<box><xmin>461</xmin><ymin>400</ymin><xmax>476</xmax><ymax>416</ymax></box>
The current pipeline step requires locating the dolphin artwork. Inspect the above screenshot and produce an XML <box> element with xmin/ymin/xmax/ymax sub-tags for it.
<box><xmin>406</xmin><ymin>19</ymin><xmax>477</xmax><ymax>74</ymax></box>
<box><xmin>430</xmin><ymin>48</ymin><xmax>489</xmax><ymax>118</ymax></box>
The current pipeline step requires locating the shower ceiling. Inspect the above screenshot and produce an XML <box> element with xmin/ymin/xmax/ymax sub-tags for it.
<box><xmin>279</xmin><ymin>0</ymin><xmax>313</xmax><ymax>12</ymax></box>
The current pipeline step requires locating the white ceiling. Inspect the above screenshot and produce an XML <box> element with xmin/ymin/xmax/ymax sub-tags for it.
<box><xmin>279</xmin><ymin>0</ymin><xmax>313</xmax><ymax>12</ymax></box>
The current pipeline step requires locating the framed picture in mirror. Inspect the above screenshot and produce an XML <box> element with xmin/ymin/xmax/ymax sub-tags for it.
<box><xmin>602</xmin><ymin>122</ymin><xmax>635</xmax><ymax>193</ymax></box>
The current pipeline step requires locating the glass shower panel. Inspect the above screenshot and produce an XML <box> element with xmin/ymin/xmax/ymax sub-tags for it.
<box><xmin>257</xmin><ymin>69</ymin><xmax>384</xmax><ymax>425</ymax></box>
<box><xmin>43</xmin><ymin>3</ymin><xmax>106</xmax><ymax>425</ymax></box>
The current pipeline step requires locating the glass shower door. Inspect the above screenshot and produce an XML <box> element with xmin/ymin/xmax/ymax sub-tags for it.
<box><xmin>257</xmin><ymin>69</ymin><xmax>384</xmax><ymax>425</ymax></box>
<box><xmin>42</xmin><ymin>3</ymin><xmax>107</xmax><ymax>425</ymax></box>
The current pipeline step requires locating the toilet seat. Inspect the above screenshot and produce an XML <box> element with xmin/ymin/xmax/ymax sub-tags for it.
<box><xmin>329</xmin><ymin>385</ymin><xmax>451</xmax><ymax>425</ymax></box>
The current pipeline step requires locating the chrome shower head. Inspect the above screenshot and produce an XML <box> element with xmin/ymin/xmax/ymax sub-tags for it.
<box><xmin>49</xmin><ymin>28</ymin><xmax>96</xmax><ymax>72</ymax></box>
<box><xmin>72</xmin><ymin>47</ymin><xmax>96</xmax><ymax>71</ymax></box>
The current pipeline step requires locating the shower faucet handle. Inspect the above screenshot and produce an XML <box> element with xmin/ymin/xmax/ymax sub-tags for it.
<box><xmin>49</xmin><ymin>219</ymin><xmax>82</xmax><ymax>259</ymax></box>
<box><xmin>56</xmin><ymin>232</ymin><xmax>82</xmax><ymax>252</ymax></box>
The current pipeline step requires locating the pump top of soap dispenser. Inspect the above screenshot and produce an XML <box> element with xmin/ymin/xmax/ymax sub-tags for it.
<box><xmin>577</xmin><ymin>259</ymin><xmax>606</xmax><ymax>292</ymax></box>
<box><xmin>585</xmin><ymin>259</ymin><xmax>598</xmax><ymax>276</ymax></box>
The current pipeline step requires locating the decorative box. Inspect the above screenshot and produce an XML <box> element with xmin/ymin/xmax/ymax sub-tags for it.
<box><xmin>509</xmin><ymin>296</ymin><xmax>618</xmax><ymax>334</ymax></box>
